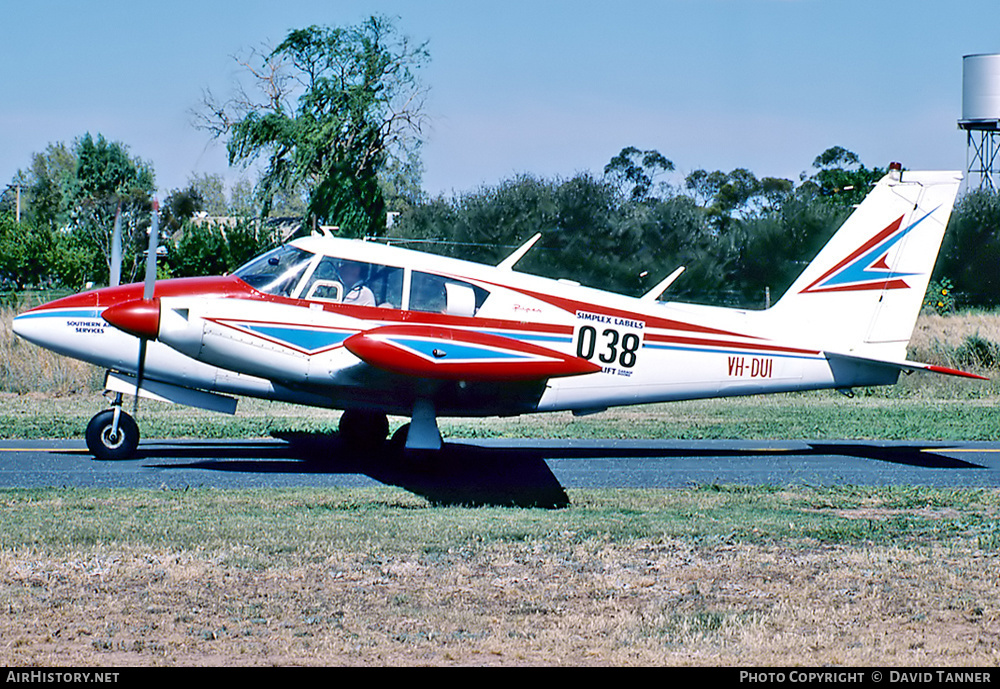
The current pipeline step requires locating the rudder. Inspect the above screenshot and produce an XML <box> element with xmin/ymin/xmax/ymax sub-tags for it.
<box><xmin>766</xmin><ymin>165</ymin><xmax>962</xmax><ymax>361</ymax></box>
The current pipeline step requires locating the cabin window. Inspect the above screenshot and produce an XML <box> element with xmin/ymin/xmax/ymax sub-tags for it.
<box><xmin>409</xmin><ymin>272</ymin><xmax>489</xmax><ymax>316</ymax></box>
<box><xmin>299</xmin><ymin>256</ymin><xmax>404</xmax><ymax>308</ymax></box>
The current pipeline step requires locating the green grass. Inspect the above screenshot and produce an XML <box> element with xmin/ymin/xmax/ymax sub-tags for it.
<box><xmin>2</xmin><ymin>485</ymin><xmax>997</xmax><ymax>559</ymax></box>
<box><xmin>1</xmin><ymin>383</ymin><xmax>1000</xmax><ymax>442</ymax></box>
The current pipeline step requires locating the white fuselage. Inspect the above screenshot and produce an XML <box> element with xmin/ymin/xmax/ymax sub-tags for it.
<box><xmin>13</xmin><ymin>235</ymin><xmax>900</xmax><ymax>419</ymax></box>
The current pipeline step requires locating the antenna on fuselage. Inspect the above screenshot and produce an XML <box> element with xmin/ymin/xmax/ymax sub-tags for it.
<box><xmin>640</xmin><ymin>266</ymin><xmax>686</xmax><ymax>302</ymax></box>
<box><xmin>497</xmin><ymin>233</ymin><xmax>541</xmax><ymax>270</ymax></box>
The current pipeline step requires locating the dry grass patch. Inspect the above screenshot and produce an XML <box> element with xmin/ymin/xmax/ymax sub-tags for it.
<box><xmin>910</xmin><ymin>312</ymin><xmax>1000</xmax><ymax>352</ymax></box>
<box><xmin>3</xmin><ymin>539</ymin><xmax>1000</xmax><ymax>666</ymax></box>
<box><xmin>2</xmin><ymin>487</ymin><xmax>1000</xmax><ymax>666</ymax></box>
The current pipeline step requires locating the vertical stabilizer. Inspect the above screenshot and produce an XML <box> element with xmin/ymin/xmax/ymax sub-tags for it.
<box><xmin>766</xmin><ymin>166</ymin><xmax>961</xmax><ymax>360</ymax></box>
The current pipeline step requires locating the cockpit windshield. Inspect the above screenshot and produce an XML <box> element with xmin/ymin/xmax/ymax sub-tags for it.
<box><xmin>234</xmin><ymin>243</ymin><xmax>486</xmax><ymax>314</ymax></box>
<box><xmin>234</xmin><ymin>244</ymin><xmax>405</xmax><ymax>308</ymax></box>
<box><xmin>233</xmin><ymin>245</ymin><xmax>314</xmax><ymax>297</ymax></box>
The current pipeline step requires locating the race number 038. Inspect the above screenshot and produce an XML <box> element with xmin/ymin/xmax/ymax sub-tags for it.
<box><xmin>575</xmin><ymin>325</ymin><xmax>642</xmax><ymax>368</ymax></box>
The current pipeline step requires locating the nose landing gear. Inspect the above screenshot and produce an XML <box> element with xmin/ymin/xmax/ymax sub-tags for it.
<box><xmin>85</xmin><ymin>394</ymin><xmax>140</xmax><ymax>460</ymax></box>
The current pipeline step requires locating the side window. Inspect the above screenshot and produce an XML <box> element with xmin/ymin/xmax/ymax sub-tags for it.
<box><xmin>301</xmin><ymin>256</ymin><xmax>344</xmax><ymax>302</ymax></box>
<box><xmin>301</xmin><ymin>257</ymin><xmax>403</xmax><ymax>308</ymax></box>
<box><xmin>410</xmin><ymin>272</ymin><xmax>447</xmax><ymax>313</ymax></box>
<box><xmin>410</xmin><ymin>271</ymin><xmax>489</xmax><ymax>316</ymax></box>
<box><xmin>369</xmin><ymin>264</ymin><xmax>404</xmax><ymax>308</ymax></box>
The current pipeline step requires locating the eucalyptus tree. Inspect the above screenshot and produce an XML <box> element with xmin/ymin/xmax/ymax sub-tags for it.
<box><xmin>70</xmin><ymin>133</ymin><xmax>156</xmax><ymax>285</ymax></box>
<box><xmin>603</xmin><ymin>146</ymin><xmax>674</xmax><ymax>202</ymax></box>
<box><xmin>804</xmin><ymin>145</ymin><xmax>885</xmax><ymax>208</ymax></box>
<box><xmin>198</xmin><ymin>15</ymin><xmax>429</xmax><ymax>237</ymax></box>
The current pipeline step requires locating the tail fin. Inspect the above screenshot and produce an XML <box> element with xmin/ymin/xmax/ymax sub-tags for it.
<box><xmin>767</xmin><ymin>165</ymin><xmax>961</xmax><ymax>361</ymax></box>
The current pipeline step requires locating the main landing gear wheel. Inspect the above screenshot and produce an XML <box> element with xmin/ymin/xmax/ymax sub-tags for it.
<box><xmin>85</xmin><ymin>408</ymin><xmax>140</xmax><ymax>461</ymax></box>
<box><xmin>338</xmin><ymin>409</ymin><xmax>389</xmax><ymax>450</ymax></box>
<box><xmin>389</xmin><ymin>423</ymin><xmax>411</xmax><ymax>450</ymax></box>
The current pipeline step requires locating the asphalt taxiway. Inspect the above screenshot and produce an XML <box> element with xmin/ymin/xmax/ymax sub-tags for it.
<box><xmin>1</xmin><ymin>437</ymin><xmax>999</xmax><ymax>507</ymax></box>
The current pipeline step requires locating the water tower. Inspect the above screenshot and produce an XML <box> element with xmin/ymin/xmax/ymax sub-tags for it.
<box><xmin>959</xmin><ymin>53</ymin><xmax>1000</xmax><ymax>191</ymax></box>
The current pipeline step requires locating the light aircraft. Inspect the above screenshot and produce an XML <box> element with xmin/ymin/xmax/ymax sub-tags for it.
<box><xmin>11</xmin><ymin>164</ymin><xmax>985</xmax><ymax>460</ymax></box>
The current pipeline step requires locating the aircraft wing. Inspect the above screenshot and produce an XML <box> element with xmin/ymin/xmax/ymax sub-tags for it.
<box><xmin>344</xmin><ymin>324</ymin><xmax>602</xmax><ymax>381</ymax></box>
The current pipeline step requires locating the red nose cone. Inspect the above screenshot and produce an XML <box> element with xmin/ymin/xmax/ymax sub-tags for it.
<box><xmin>102</xmin><ymin>299</ymin><xmax>160</xmax><ymax>340</ymax></box>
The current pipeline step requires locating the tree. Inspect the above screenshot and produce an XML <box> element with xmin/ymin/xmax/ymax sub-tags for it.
<box><xmin>0</xmin><ymin>214</ymin><xmax>56</xmax><ymax>290</ymax></box>
<box><xmin>735</xmin><ymin>191</ymin><xmax>848</xmax><ymax>305</ymax></box>
<box><xmin>804</xmin><ymin>146</ymin><xmax>885</xmax><ymax>208</ymax></box>
<box><xmin>12</xmin><ymin>134</ymin><xmax>155</xmax><ymax>287</ymax></box>
<box><xmin>228</xmin><ymin>177</ymin><xmax>259</xmax><ymax>218</ymax></box>
<box><xmin>685</xmin><ymin>168</ymin><xmax>781</xmax><ymax>232</ymax></box>
<box><xmin>167</xmin><ymin>218</ymin><xmax>278</xmax><ymax>279</ymax></box>
<box><xmin>198</xmin><ymin>15</ymin><xmax>429</xmax><ymax>237</ymax></box>
<box><xmin>937</xmin><ymin>188</ymin><xmax>1000</xmax><ymax>307</ymax></box>
<box><xmin>603</xmin><ymin>146</ymin><xmax>674</xmax><ymax>202</ymax></box>
<box><xmin>168</xmin><ymin>223</ymin><xmax>229</xmax><ymax>278</ymax></box>
<box><xmin>161</xmin><ymin>184</ymin><xmax>205</xmax><ymax>235</ymax></box>
<box><xmin>10</xmin><ymin>141</ymin><xmax>77</xmax><ymax>231</ymax></box>
<box><xmin>187</xmin><ymin>173</ymin><xmax>229</xmax><ymax>216</ymax></box>
<box><xmin>812</xmin><ymin>145</ymin><xmax>860</xmax><ymax>169</ymax></box>
<box><xmin>625</xmin><ymin>194</ymin><xmax>734</xmax><ymax>304</ymax></box>
<box><xmin>70</xmin><ymin>133</ymin><xmax>156</xmax><ymax>286</ymax></box>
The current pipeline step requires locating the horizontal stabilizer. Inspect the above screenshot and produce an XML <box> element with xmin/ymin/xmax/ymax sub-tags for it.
<box><xmin>345</xmin><ymin>324</ymin><xmax>601</xmax><ymax>381</ymax></box>
<box><xmin>824</xmin><ymin>350</ymin><xmax>989</xmax><ymax>381</ymax></box>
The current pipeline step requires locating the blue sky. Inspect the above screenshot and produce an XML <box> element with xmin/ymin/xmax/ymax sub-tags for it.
<box><xmin>2</xmin><ymin>0</ymin><xmax>998</xmax><ymax>200</ymax></box>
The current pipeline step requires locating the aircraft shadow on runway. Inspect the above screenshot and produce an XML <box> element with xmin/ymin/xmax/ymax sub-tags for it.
<box><xmin>140</xmin><ymin>436</ymin><xmax>571</xmax><ymax>508</ymax></box>
<box><xmin>803</xmin><ymin>442</ymin><xmax>984</xmax><ymax>469</ymax></box>
<box><xmin>131</xmin><ymin>433</ymin><xmax>986</xmax><ymax>509</ymax></box>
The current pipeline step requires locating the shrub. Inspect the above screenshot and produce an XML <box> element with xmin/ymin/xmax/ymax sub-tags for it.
<box><xmin>954</xmin><ymin>334</ymin><xmax>1000</xmax><ymax>370</ymax></box>
<box><xmin>923</xmin><ymin>278</ymin><xmax>957</xmax><ymax>315</ymax></box>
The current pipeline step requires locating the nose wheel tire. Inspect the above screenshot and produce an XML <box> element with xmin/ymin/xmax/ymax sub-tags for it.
<box><xmin>86</xmin><ymin>409</ymin><xmax>140</xmax><ymax>460</ymax></box>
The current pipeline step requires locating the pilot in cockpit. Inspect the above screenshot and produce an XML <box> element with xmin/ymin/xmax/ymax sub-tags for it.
<box><xmin>338</xmin><ymin>260</ymin><xmax>376</xmax><ymax>306</ymax></box>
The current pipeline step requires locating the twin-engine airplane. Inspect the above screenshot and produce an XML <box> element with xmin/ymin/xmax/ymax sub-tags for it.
<box><xmin>12</xmin><ymin>164</ymin><xmax>984</xmax><ymax>460</ymax></box>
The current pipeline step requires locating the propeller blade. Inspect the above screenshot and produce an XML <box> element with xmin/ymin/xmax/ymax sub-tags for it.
<box><xmin>135</xmin><ymin>199</ymin><xmax>160</xmax><ymax>413</ymax></box>
<box><xmin>109</xmin><ymin>204</ymin><xmax>122</xmax><ymax>288</ymax></box>
<box><xmin>143</xmin><ymin>199</ymin><xmax>159</xmax><ymax>301</ymax></box>
<box><xmin>133</xmin><ymin>338</ymin><xmax>147</xmax><ymax>415</ymax></box>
